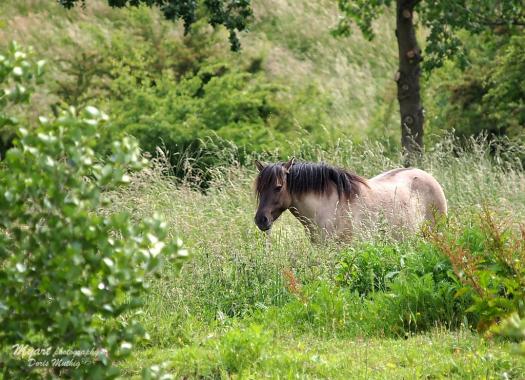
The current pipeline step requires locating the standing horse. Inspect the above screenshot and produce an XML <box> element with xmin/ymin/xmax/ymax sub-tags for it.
<box><xmin>254</xmin><ymin>158</ymin><xmax>447</xmax><ymax>242</ymax></box>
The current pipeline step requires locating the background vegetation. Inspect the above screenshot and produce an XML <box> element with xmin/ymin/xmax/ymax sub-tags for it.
<box><xmin>0</xmin><ymin>0</ymin><xmax>400</xmax><ymax>174</ymax></box>
<box><xmin>0</xmin><ymin>0</ymin><xmax>524</xmax><ymax>378</ymax></box>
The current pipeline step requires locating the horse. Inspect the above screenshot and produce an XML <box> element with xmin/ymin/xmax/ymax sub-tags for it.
<box><xmin>254</xmin><ymin>158</ymin><xmax>447</xmax><ymax>242</ymax></box>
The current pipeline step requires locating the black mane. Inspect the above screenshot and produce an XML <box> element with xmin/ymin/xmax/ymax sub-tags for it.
<box><xmin>256</xmin><ymin>161</ymin><xmax>367</xmax><ymax>199</ymax></box>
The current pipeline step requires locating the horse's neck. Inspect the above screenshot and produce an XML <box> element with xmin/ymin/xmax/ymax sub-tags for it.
<box><xmin>289</xmin><ymin>184</ymin><xmax>344</xmax><ymax>230</ymax></box>
<box><xmin>289</xmin><ymin>182</ymin><xmax>371</xmax><ymax>240</ymax></box>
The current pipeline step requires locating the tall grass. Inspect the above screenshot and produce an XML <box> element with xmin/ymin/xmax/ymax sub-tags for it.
<box><xmin>104</xmin><ymin>139</ymin><xmax>525</xmax><ymax>348</ymax></box>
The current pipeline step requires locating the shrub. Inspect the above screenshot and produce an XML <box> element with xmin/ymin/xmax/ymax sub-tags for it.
<box><xmin>368</xmin><ymin>272</ymin><xmax>465</xmax><ymax>335</ymax></box>
<box><xmin>48</xmin><ymin>6</ymin><xmax>224</xmax><ymax>111</ymax></box>
<box><xmin>336</xmin><ymin>243</ymin><xmax>405</xmax><ymax>295</ymax></box>
<box><xmin>428</xmin><ymin>209</ymin><xmax>525</xmax><ymax>332</ymax></box>
<box><xmin>0</xmin><ymin>42</ymin><xmax>186</xmax><ymax>378</ymax></box>
<box><xmin>0</xmin><ymin>106</ymin><xmax>185</xmax><ymax>378</ymax></box>
<box><xmin>105</xmin><ymin>57</ymin><xmax>332</xmax><ymax>183</ymax></box>
<box><xmin>0</xmin><ymin>42</ymin><xmax>44</xmax><ymax>158</ymax></box>
<box><xmin>337</xmin><ymin>241</ymin><xmax>470</xmax><ymax>335</ymax></box>
<box><xmin>337</xmin><ymin>241</ymin><xmax>458</xmax><ymax>296</ymax></box>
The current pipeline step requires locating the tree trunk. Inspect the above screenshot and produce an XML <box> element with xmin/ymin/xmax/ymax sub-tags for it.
<box><xmin>395</xmin><ymin>0</ymin><xmax>423</xmax><ymax>166</ymax></box>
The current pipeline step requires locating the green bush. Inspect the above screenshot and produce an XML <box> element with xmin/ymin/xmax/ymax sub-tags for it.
<box><xmin>0</xmin><ymin>104</ymin><xmax>185</xmax><ymax>377</ymax></box>
<box><xmin>336</xmin><ymin>243</ymin><xmax>404</xmax><ymax>295</ymax></box>
<box><xmin>368</xmin><ymin>272</ymin><xmax>465</xmax><ymax>335</ymax></box>
<box><xmin>40</xmin><ymin>7</ymin><xmax>336</xmax><ymax>180</ymax></box>
<box><xmin>337</xmin><ymin>241</ymin><xmax>458</xmax><ymax>297</ymax></box>
<box><xmin>0</xmin><ymin>43</ymin><xmax>187</xmax><ymax>378</ymax></box>
<box><xmin>265</xmin><ymin>271</ymin><xmax>466</xmax><ymax>338</ymax></box>
<box><xmin>0</xmin><ymin>42</ymin><xmax>44</xmax><ymax>159</ymax></box>
<box><xmin>106</xmin><ymin>59</ymin><xmax>330</xmax><ymax>182</ymax></box>
<box><xmin>336</xmin><ymin>241</ymin><xmax>470</xmax><ymax>335</ymax></box>
<box><xmin>429</xmin><ymin>209</ymin><xmax>525</xmax><ymax>332</ymax></box>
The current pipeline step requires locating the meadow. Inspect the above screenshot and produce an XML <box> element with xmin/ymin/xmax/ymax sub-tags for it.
<box><xmin>108</xmin><ymin>140</ymin><xmax>525</xmax><ymax>378</ymax></box>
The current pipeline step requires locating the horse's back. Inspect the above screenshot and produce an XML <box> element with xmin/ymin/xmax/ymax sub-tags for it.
<box><xmin>367</xmin><ymin>167</ymin><xmax>447</xmax><ymax>223</ymax></box>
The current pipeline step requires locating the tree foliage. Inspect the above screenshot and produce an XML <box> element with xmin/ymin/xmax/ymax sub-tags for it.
<box><xmin>335</xmin><ymin>0</ymin><xmax>525</xmax><ymax>160</ymax></box>
<box><xmin>58</xmin><ymin>0</ymin><xmax>253</xmax><ymax>51</ymax></box>
<box><xmin>428</xmin><ymin>209</ymin><xmax>525</xmax><ymax>333</ymax></box>
<box><xmin>426</xmin><ymin>32</ymin><xmax>525</xmax><ymax>147</ymax></box>
<box><xmin>335</xmin><ymin>0</ymin><xmax>525</xmax><ymax>70</ymax></box>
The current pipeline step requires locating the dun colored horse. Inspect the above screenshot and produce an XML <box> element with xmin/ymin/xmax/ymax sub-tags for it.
<box><xmin>254</xmin><ymin>158</ymin><xmax>447</xmax><ymax>242</ymax></box>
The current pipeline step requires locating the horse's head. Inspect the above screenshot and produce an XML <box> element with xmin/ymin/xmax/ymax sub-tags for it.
<box><xmin>254</xmin><ymin>157</ymin><xmax>295</xmax><ymax>231</ymax></box>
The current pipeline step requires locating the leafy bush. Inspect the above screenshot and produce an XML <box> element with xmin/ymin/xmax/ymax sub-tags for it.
<box><xmin>336</xmin><ymin>241</ymin><xmax>470</xmax><ymax>335</ymax></box>
<box><xmin>0</xmin><ymin>42</ymin><xmax>44</xmax><ymax>158</ymax></box>
<box><xmin>428</xmin><ymin>209</ymin><xmax>525</xmax><ymax>332</ymax></box>
<box><xmin>37</xmin><ymin>5</ymin><xmax>334</xmax><ymax>182</ymax></box>
<box><xmin>52</xmin><ymin>10</ymin><xmax>224</xmax><ymax>111</ymax></box>
<box><xmin>337</xmin><ymin>241</ymin><xmax>459</xmax><ymax>296</ymax></box>
<box><xmin>107</xmin><ymin>59</ymin><xmax>330</xmax><ymax>182</ymax></box>
<box><xmin>336</xmin><ymin>243</ymin><xmax>405</xmax><ymax>295</ymax></box>
<box><xmin>0</xmin><ymin>42</ymin><xmax>187</xmax><ymax>378</ymax></box>
<box><xmin>0</xmin><ymin>106</ymin><xmax>185</xmax><ymax>378</ymax></box>
<box><xmin>266</xmin><ymin>272</ymin><xmax>466</xmax><ymax>338</ymax></box>
<box><xmin>368</xmin><ymin>272</ymin><xmax>466</xmax><ymax>335</ymax></box>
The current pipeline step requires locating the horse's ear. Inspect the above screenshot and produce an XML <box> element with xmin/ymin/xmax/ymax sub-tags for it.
<box><xmin>255</xmin><ymin>159</ymin><xmax>265</xmax><ymax>172</ymax></box>
<box><xmin>283</xmin><ymin>157</ymin><xmax>295</xmax><ymax>173</ymax></box>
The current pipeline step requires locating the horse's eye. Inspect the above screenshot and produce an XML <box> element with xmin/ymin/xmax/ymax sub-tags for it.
<box><xmin>274</xmin><ymin>185</ymin><xmax>283</xmax><ymax>192</ymax></box>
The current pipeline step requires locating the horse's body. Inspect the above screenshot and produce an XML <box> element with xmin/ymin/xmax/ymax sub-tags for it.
<box><xmin>254</xmin><ymin>159</ymin><xmax>447</xmax><ymax>242</ymax></box>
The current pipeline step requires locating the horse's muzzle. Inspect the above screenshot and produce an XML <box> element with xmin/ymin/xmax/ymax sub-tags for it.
<box><xmin>254</xmin><ymin>214</ymin><xmax>272</xmax><ymax>231</ymax></box>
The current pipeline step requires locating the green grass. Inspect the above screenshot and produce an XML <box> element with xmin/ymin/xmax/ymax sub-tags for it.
<box><xmin>122</xmin><ymin>327</ymin><xmax>524</xmax><ymax>379</ymax></box>
<box><xmin>103</xmin><ymin>141</ymin><xmax>525</xmax><ymax>378</ymax></box>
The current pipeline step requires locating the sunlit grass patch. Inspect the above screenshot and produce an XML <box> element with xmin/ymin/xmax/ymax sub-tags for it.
<box><xmin>122</xmin><ymin>327</ymin><xmax>525</xmax><ymax>379</ymax></box>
